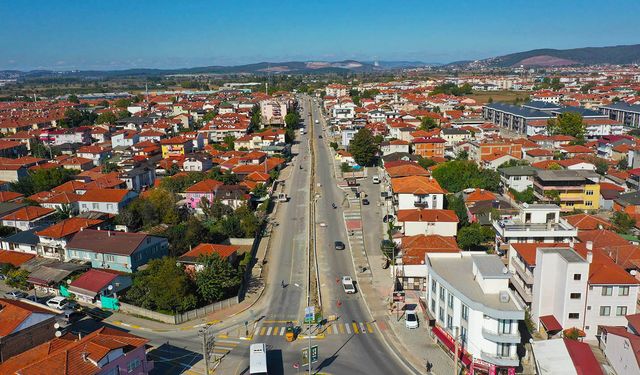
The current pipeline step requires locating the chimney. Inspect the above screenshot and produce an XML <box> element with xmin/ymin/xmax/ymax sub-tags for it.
<box><xmin>586</xmin><ymin>251</ymin><xmax>593</xmax><ymax>264</ymax></box>
<box><xmin>586</xmin><ymin>241</ymin><xmax>593</xmax><ymax>251</ymax></box>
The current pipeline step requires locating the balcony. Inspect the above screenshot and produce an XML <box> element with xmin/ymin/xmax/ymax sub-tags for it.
<box><xmin>480</xmin><ymin>351</ymin><xmax>520</xmax><ymax>367</ymax></box>
<box><xmin>511</xmin><ymin>257</ymin><xmax>534</xmax><ymax>284</ymax></box>
<box><xmin>510</xmin><ymin>276</ymin><xmax>532</xmax><ymax>304</ymax></box>
<box><xmin>493</xmin><ymin>218</ymin><xmax>577</xmax><ymax>239</ymax></box>
<box><xmin>481</xmin><ymin>328</ymin><xmax>521</xmax><ymax>344</ymax></box>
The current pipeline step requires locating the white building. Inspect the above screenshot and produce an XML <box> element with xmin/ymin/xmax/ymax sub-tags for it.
<box><xmin>396</xmin><ymin>209</ymin><xmax>458</xmax><ymax>237</ymax></box>
<box><xmin>77</xmin><ymin>189</ymin><xmax>137</xmax><ymax>215</ymax></box>
<box><xmin>390</xmin><ymin>176</ymin><xmax>446</xmax><ymax>211</ymax></box>
<box><xmin>599</xmin><ymin>322</ymin><xmax>640</xmax><ymax>375</ymax></box>
<box><xmin>426</xmin><ymin>252</ymin><xmax>524</xmax><ymax>373</ymax></box>
<box><xmin>498</xmin><ymin>166</ymin><xmax>536</xmax><ymax>193</ymax></box>
<box><xmin>332</xmin><ymin>102</ymin><xmax>356</xmax><ymax>120</ymax></box>
<box><xmin>493</xmin><ymin>204</ymin><xmax>577</xmax><ymax>254</ymax></box>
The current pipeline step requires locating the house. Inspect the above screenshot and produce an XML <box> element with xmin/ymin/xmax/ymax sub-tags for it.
<box><xmin>563</xmin><ymin>213</ymin><xmax>612</xmax><ymax>231</ymax></box>
<box><xmin>384</xmin><ymin>162</ymin><xmax>430</xmax><ymax>179</ymax></box>
<box><xmin>380</xmin><ymin>140</ymin><xmax>410</xmax><ymax>156</ymax></box>
<box><xmin>160</xmin><ymin>136</ymin><xmax>193</xmax><ymax>158</ymax></box>
<box><xmin>498</xmin><ymin>165</ymin><xmax>536</xmax><ymax>193</ymax></box>
<box><xmin>0</xmin><ymin>326</ymin><xmax>153</xmax><ymax>375</ymax></box>
<box><xmin>0</xmin><ymin>191</ymin><xmax>23</xmax><ymax>203</ymax></box>
<box><xmin>0</xmin><ymin>165</ymin><xmax>28</xmax><ymax>182</ymax></box>
<box><xmin>183</xmin><ymin>155</ymin><xmax>213</xmax><ymax>172</ymax></box>
<box><xmin>121</xmin><ymin>165</ymin><xmax>156</xmax><ymax>192</ymax></box>
<box><xmin>426</xmin><ymin>252</ymin><xmax>524</xmax><ymax>373</ymax></box>
<box><xmin>65</xmin><ymin>229</ymin><xmax>168</xmax><ymax>272</ymax></box>
<box><xmin>1</xmin><ymin>206</ymin><xmax>56</xmax><ymax>230</ymax></box>
<box><xmin>0</xmin><ymin>298</ymin><xmax>58</xmax><ymax>363</ymax></box>
<box><xmin>77</xmin><ymin>189</ymin><xmax>138</xmax><ymax>215</ymax></box>
<box><xmin>599</xmin><ymin>318</ymin><xmax>640</xmax><ymax>375</ymax></box>
<box><xmin>532</xmin><ymin>338</ymin><xmax>603</xmax><ymax>375</ymax></box>
<box><xmin>440</xmin><ymin>128</ymin><xmax>471</xmax><ymax>147</ymax></box>
<box><xmin>533</xmin><ymin>170</ymin><xmax>600</xmax><ymax>211</ymax></box>
<box><xmin>110</xmin><ymin>130</ymin><xmax>140</xmax><ymax>148</ymax></box>
<box><xmin>467</xmin><ymin>140</ymin><xmax>523</xmax><ymax>163</ymax></box>
<box><xmin>260</xmin><ymin>100</ymin><xmax>288</xmax><ymax>126</ymax></box>
<box><xmin>185</xmin><ymin>179</ymin><xmax>224</xmax><ymax>210</ymax></box>
<box><xmin>532</xmin><ymin>244</ymin><xmax>639</xmax><ymax>340</ymax></box>
<box><xmin>68</xmin><ymin>269</ymin><xmax>131</xmax><ymax>306</ymax></box>
<box><xmin>523</xmin><ymin>148</ymin><xmax>554</xmax><ymax>163</ymax></box>
<box><xmin>396</xmin><ymin>209</ymin><xmax>458</xmax><ymax>237</ymax></box>
<box><xmin>412</xmin><ymin>137</ymin><xmax>445</xmax><ymax>159</ymax></box>
<box><xmin>178</xmin><ymin>243</ymin><xmax>239</xmax><ymax>273</ymax></box>
<box><xmin>390</xmin><ymin>176</ymin><xmax>447</xmax><ymax>210</ymax></box>
<box><xmin>35</xmin><ymin>218</ymin><xmax>104</xmax><ymax>260</ymax></box>
<box><xmin>493</xmin><ymin>204</ymin><xmax>577</xmax><ymax>254</ymax></box>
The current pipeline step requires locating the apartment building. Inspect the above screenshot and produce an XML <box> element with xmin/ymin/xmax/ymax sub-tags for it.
<box><xmin>467</xmin><ymin>141</ymin><xmax>522</xmax><ymax>163</ymax></box>
<box><xmin>493</xmin><ymin>204</ymin><xmax>577</xmax><ymax>254</ymax></box>
<box><xmin>533</xmin><ymin>170</ymin><xmax>600</xmax><ymax>211</ymax></box>
<box><xmin>600</xmin><ymin>102</ymin><xmax>640</xmax><ymax>128</ymax></box>
<box><xmin>260</xmin><ymin>100</ymin><xmax>288</xmax><ymax>126</ymax></box>
<box><xmin>498</xmin><ymin>165</ymin><xmax>536</xmax><ymax>193</ymax></box>
<box><xmin>426</xmin><ymin>253</ymin><xmax>524</xmax><ymax>373</ymax></box>
<box><xmin>412</xmin><ymin>137</ymin><xmax>445</xmax><ymax>159</ymax></box>
<box><xmin>390</xmin><ymin>175</ymin><xmax>447</xmax><ymax>211</ymax></box>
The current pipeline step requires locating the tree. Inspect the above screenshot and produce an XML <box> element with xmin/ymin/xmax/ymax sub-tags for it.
<box><xmin>349</xmin><ymin>128</ymin><xmax>378</xmax><ymax>166</ymax></box>
<box><xmin>29</xmin><ymin>139</ymin><xmax>59</xmax><ymax>159</ymax></box>
<box><xmin>509</xmin><ymin>187</ymin><xmax>535</xmax><ymax>204</ymax></box>
<box><xmin>329</xmin><ymin>141</ymin><xmax>339</xmax><ymax>151</ymax></box>
<box><xmin>419</xmin><ymin>117</ymin><xmax>437</xmax><ymax>131</ymax></box>
<box><xmin>417</xmin><ymin>157</ymin><xmax>436</xmax><ymax>169</ymax></box>
<box><xmin>446</xmin><ymin>194</ymin><xmax>468</xmax><ymax>226</ymax></box>
<box><xmin>5</xmin><ymin>268</ymin><xmax>30</xmax><ymax>290</ymax></box>
<box><xmin>611</xmin><ymin>211</ymin><xmax>636</xmax><ymax>234</ymax></box>
<box><xmin>432</xmin><ymin>160</ymin><xmax>500</xmax><ymax>193</ymax></box>
<box><xmin>220</xmin><ymin>169</ymin><xmax>239</xmax><ymax>185</ymax></box>
<box><xmin>340</xmin><ymin>162</ymin><xmax>353</xmax><ymax>173</ymax></box>
<box><xmin>222</xmin><ymin>135</ymin><xmax>235</xmax><ymax>151</ymax></box>
<box><xmin>456</xmin><ymin>150</ymin><xmax>469</xmax><ymax>160</ymax></box>
<box><xmin>457</xmin><ymin>223</ymin><xmax>494</xmax><ymax>251</ymax></box>
<box><xmin>548</xmin><ymin>162</ymin><xmax>563</xmax><ymax>170</ymax></box>
<box><xmin>195</xmin><ymin>254</ymin><xmax>242</xmax><ymax>303</ymax></box>
<box><xmin>102</xmin><ymin>162</ymin><xmax>119</xmax><ymax>173</ymax></box>
<box><xmin>594</xmin><ymin>158</ymin><xmax>609</xmax><ymax>175</ymax></box>
<box><xmin>96</xmin><ymin>112</ymin><xmax>117</xmax><ymax>124</ymax></box>
<box><xmin>285</xmin><ymin>112</ymin><xmax>301</xmax><ymax>128</ymax></box>
<box><xmin>114</xmin><ymin>98</ymin><xmax>132</xmax><ymax>108</ymax></box>
<box><xmin>59</xmin><ymin>108</ymin><xmax>97</xmax><ymax>128</ymax></box>
<box><xmin>617</xmin><ymin>157</ymin><xmax>629</xmax><ymax>170</ymax></box>
<box><xmin>67</xmin><ymin>94</ymin><xmax>79</xmax><ymax>104</ymax></box>
<box><xmin>124</xmin><ymin>257</ymin><xmax>198</xmax><ymax>313</ymax></box>
<box><xmin>11</xmin><ymin>168</ymin><xmax>76</xmax><ymax>196</ymax></box>
<box><xmin>250</xmin><ymin>105</ymin><xmax>261</xmax><ymax>131</ymax></box>
<box><xmin>547</xmin><ymin>112</ymin><xmax>585</xmax><ymax>140</ymax></box>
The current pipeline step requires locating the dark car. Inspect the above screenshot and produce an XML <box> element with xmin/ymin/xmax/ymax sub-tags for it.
<box><xmin>318</xmin><ymin>135</ymin><xmax>323</xmax><ymax>139</ymax></box>
<box><xmin>383</xmin><ymin>214</ymin><xmax>395</xmax><ymax>223</ymax></box>
<box><xmin>362</xmin><ymin>198</ymin><xmax>370</xmax><ymax>205</ymax></box>
<box><xmin>334</xmin><ymin>241</ymin><xmax>346</xmax><ymax>250</ymax></box>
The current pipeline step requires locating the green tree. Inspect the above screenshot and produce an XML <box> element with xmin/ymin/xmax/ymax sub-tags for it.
<box><xmin>329</xmin><ymin>142</ymin><xmax>339</xmax><ymax>151</ymax></box>
<box><xmin>457</xmin><ymin>223</ymin><xmax>494</xmax><ymax>251</ymax></box>
<box><xmin>222</xmin><ymin>135</ymin><xmax>235</xmax><ymax>151</ymax></box>
<box><xmin>617</xmin><ymin>157</ymin><xmax>629</xmax><ymax>170</ymax></box>
<box><xmin>195</xmin><ymin>254</ymin><xmax>242</xmax><ymax>303</ymax></box>
<box><xmin>594</xmin><ymin>158</ymin><xmax>609</xmax><ymax>175</ymax></box>
<box><xmin>509</xmin><ymin>187</ymin><xmax>536</xmax><ymax>204</ymax></box>
<box><xmin>419</xmin><ymin>117</ymin><xmax>437</xmax><ymax>131</ymax></box>
<box><xmin>114</xmin><ymin>98</ymin><xmax>132</xmax><ymax>108</ymax></box>
<box><xmin>611</xmin><ymin>211</ymin><xmax>636</xmax><ymax>234</ymax></box>
<box><xmin>59</xmin><ymin>108</ymin><xmax>97</xmax><ymax>128</ymax></box>
<box><xmin>285</xmin><ymin>112</ymin><xmax>301</xmax><ymax>128</ymax></box>
<box><xmin>456</xmin><ymin>150</ymin><xmax>469</xmax><ymax>160</ymax></box>
<box><xmin>102</xmin><ymin>162</ymin><xmax>119</xmax><ymax>173</ymax></box>
<box><xmin>250</xmin><ymin>105</ymin><xmax>261</xmax><ymax>131</ymax></box>
<box><xmin>432</xmin><ymin>160</ymin><xmax>500</xmax><ymax>193</ymax></box>
<box><xmin>96</xmin><ymin>112</ymin><xmax>117</xmax><ymax>124</ymax></box>
<box><xmin>445</xmin><ymin>194</ymin><xmax>468</xmax><ymax>226</ymax></box>
<box><xmin>340</xmin><ymin>162</ymin><xmax>353</xmax><ymax>173</ymax></box>
<box><xmin>67</xmin><ymin>94</ymin><xmax>79</xmax><ymax>104</ymax></box>
<box><xmin>417</xmin><ymin>157</ymin><xmax>436</xmax><ymax>169</ymax></box>
<box><xmin>220</xmin><ymin>169</ymin><xmax>239</xmax><ymax>185</ymax></box>
<box><xmin>11</xmin><ymin>168</ymin><xmax>76</xmax><ymax>196</ymax></box>
<box><xmin>124</xmin><ymin>257</ymin><xmax>198</xmax><ymax>313</ymax></box>
<box><xmin>5</xmin><ymin>268</ymin><xmax>30</xmax><ymax>290</ymax></box>
<box><xmin>349</xmin><ymin>128</ymin><xmax>378</xmax><ymax>166</ymax></box>
<box><xmin>547</xmin><ymin>112</ymin><xmax>585</xmax><ymax>140</ymax></box>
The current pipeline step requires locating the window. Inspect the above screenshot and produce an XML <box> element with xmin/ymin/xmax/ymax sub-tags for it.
<box><xmin>568</xmin><ymin>313</ymin><xmax>579</xmax><ymax>319</ymax></box>
<box><xmin>586</xmin><ymin>190</ymin><xmax>594</xmax><ymax>196</ymax></box>
<box><xmin>460</xmin><ymin>327</ymin><xmax>467</xmax><ymax>345</ymax></box>
<box><xmin>447</xmin><ymin>294</ymin><xmax>454</xmax><ymax>309</ymax></box>
<box><xmin>431</xmin><ymin>279</ymin><xmax>437</xmax><ymax>293</ymax></box>
<box><xmin>585</xmin><ymin>201</ymin><xmax>593</xmax><ymax>207</ymax></box>
<box><xmin>617</xmin><ymin>306</ymin><xmax>628</xmax><ymax>316</ymax></box>
<box><xmin>447</xmin><ymin>315</ymin><xmax>453</xmax><ymax>330</ymax></box>
<box><xmin>499</xmin><ymin>320</ymin><xmax>512</xmax><ymax>334</ymax></box>
<box><xmin>431</xmin><ymin>299</ymin><xmax>436</xmax><ymax>313</ymax></box>
<box><xmin>573</xmin><ymin>274</ymin><xmax>582</xmax><ymax>281</ymax></box>
<box><xmin>602</xmin><ymin>286</ymin><xmax>613</xmax><ymax>296</ymax></box>
<box><xmin>497</xmin><ymin>343</ymin><xmax>511</xmax><ymax>357</ymax></box>
<box><xmin>127</xmin><ymin>358</ymin><xmax>141</xmax><ymax>372</ymax></box>
<box><xmin>570</xmin><ymin>293</ymin><xmax>581</xmax><ymax>299</ymax></box>
<box><xmin>105</xmin><ymin>255</ymin><xmax>115</xmax><ymax>262</ymax></box>
<box><xmin>619</xmin><ymin>286</ymin><xmax>630</xmax><ymax>296</ymax></box>
<box><xmin>599</xmin><ymin>306</ymin><xmax>611</xmax><ymax>316</ymax></box>
<box><xmin>107</xmin><ymin>203</ymin><xmax>114</xmax><ymax>210</ymax></box>
<box><xmin>92</xmin><ymin>203</ymin><xmax>99</xmax><ymax>209</ymax></box>
<box><xmin>439</xmin><ymin>286</ymin><xmax>445</xmax><ymax>302</ymax></box>
<box><xmin>461</xmin><ymin>304</ymin><xmax>469</xmax><ymax>321</ymax></box>
<box><xmin>439</xmin><ymin>307</ymin><xmax>444</xmax><ymax>322</ymax></box>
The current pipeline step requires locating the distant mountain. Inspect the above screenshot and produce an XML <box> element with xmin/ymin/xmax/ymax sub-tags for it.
<box><xmin>447</xmin><ymin>44</ymin><xmax>640</xmax><ymax>69</ymax></box>
<box><xmin>367</xmin><ymin>61</ymin><xmax>442</xmax><ymax>69</ymax></box>
<box><xmin>2</xmin><ymin>60</ymin><xmax>391</xmax><ymax>79</ymax></box>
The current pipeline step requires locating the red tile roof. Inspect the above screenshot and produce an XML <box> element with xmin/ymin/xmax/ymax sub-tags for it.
<box><xmin>563</xmin><ymin>338</ymin><xmax>604</xmax><ymax>375</ymax></box>
<box><xmin>465</xmin><ymin>188</ymin><xmax>496</xmax><ymax>203</ymax></box>
<box><xmin>391</xmin><ymin>176</ymin><xmax>447</xmax><ymax>194</ymax></box>
<box><xmin>564</xmin><ymin>214</ymin><xmax>612</xmax><ymax>231</ymax></box>
<box><xmin>397</xmin><ymin>209</ymin><xmax>458</xmax><ymax>223</ymax></box>
<box><xmin>0</xmin><ymin>250</ymin><xmax>35</xmax><ymax>267</ymax></box>
<box><xmin>0</xmin><ymin>191</ymin><xmax>23</xmax><ymax>202</ymax></box>
<box><xmin>179</xmin><ymin>243</ymin><xmax>239</xmax><ymax>262</ymax></box>
<box><xmin>1</xmin><ymin>206</ymin><xmax>55</xmax><ymax>221</ymax></box>
<box><xmin>69</xmin><ymin>269</ymin><xmax>118</xmax><ymax>293</ymax></box>
<box><xmin>35</xmin><ymin>218</ymin><xmax>104</xmax><ymax>239</ymax></box>
<box><xmin>539</xmin><ymin>315</ymin><xmax>563</xmax><ymax>332</ymax></box>
<box><xmin>186</xmin><ymin>179</ymin><xmax>223</xmax><ymax>193</ymax></box>
<box><xmin>0</xmin><ymin>298</ymin><xmax>56</xmax><ymax>337</ymax></box>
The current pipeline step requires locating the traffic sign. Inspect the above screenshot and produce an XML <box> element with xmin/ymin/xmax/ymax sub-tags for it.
<box><xmin>301</xmin><ymin>348</ymin><xmax>309</xmax><ymax>366</ymax></box>
<box><xmin>311</xmin><ymin>345</ymin><xmax>319</xmax><ymax>363</ymax></box>
<box><xmin>304</xmin><ymin>306</ymin><xmax>315</xmax><ymax>323</ymax></box>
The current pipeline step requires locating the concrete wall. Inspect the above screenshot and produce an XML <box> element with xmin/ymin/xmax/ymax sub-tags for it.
<box><xmin>119</xmin><ymin>295</ymin><xmax>240</xmax><ymax>325</ymax></box>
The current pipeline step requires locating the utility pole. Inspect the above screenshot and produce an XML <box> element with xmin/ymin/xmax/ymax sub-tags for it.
<box><xmin>453</xmin><ymin>326</ymin><xmax>459</xmax><ymax>375</ymax></box>
<box><xmin>199</xmin><ymin>325</ymin><xmax>213</xmax><ymax>375</ymax></box>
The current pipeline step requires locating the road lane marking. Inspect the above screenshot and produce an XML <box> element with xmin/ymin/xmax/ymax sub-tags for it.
<box><xmin>339</xmin><ymin>324</ymin><xmax>345</xmax><ymax>334</ymax></box>
<box><xmin>272</xmin><ymin>327</ymin><xmax>280</xmax><ymax>336</ymax></box>
<box><xmin>345</xmin><ymin>323</ymin><xmax>351</xmax><ymax>334</ymax></box>
<box><xmin>367</xmin><ymin>323</ymin><xmax>374</xmax><ymax>333</ymax></box>
<box><xmin>266</xmin><ymin>326</ymin><xmax>273</xmax><ymax>336</ymax></box>
<box><xmin>352</xmin><ymin>322</ymin><xmax>359</xmax><ymax>334</ymax></box>
<box><xmin>280</xmin><ymin>327</ymin><xmax>286</xmax><ymax>335</ymax></box>
<box><xmin>259</xmin><ymin>327</ymin><xmax>266</xmax><ymax>336</ymax></box>
<box><xmin>332</xmin><ymin>324</ymin><xmax>338</xmax><ymax>334</ymax></box>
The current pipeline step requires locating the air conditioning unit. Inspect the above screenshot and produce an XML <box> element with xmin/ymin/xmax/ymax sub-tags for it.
<box><xmin>499</xmin><ymin>291</ymin><xmax>510</xmax><ymax>303</ymax></box>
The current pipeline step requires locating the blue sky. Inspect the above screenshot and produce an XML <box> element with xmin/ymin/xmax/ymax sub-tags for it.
<box><xmin>2</xmin><ymin>0</ymin><xmax>639</xmax><ymax>70</ymax></box>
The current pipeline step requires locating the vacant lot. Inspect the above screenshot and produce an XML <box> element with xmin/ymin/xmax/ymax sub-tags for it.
<box><xmin>469</xmin><ymin>90</ymin><xmax>529</xmax><ymax>104</ymax></box>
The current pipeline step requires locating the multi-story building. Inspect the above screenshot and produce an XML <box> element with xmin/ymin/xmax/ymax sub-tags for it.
<box><xmin>411</xmin><ymin>137</ymin><xmax>445</xmax><ymax>159</ymax></box>
<box><xmin>533</xmin><ymin>170</ymin><xmax>600</xmax><ymax>211</ymax></box>
<box><xmin>599</xmin><ymin>102</ymin><xmax>640</xmax><ymax>128</ymax></box>
<box><xmin>325</xmin><ymin>84</ymin><xmax>349</xmax><ymax>98</ymax></box>
<box><xmin>260</xmin><ymin>100</ymin><xmax>288</xmax><ymax>126</ymax></box>
<box><xmin>493</xmin><ymin>204</ymin><xmax>577</xmax><ymax>254</ymax></box>
<box><xmin>426</xmin><ymin>252</ymin><xmax>524</xmax><ymax>373</ymax></box>
<box><xmin>390</xmin><ymin>175</ymin><xmax>446</xmax><ymax>211</ymax></box>
<box><xmin>498</xmin><ymin>165</ymin><xmax>536</xmax><ymax>193</ymax></box>
<box><xmin>467</xmin><ymin>140</ymin><xmax>522</xmax><ymax>163</ymax></box>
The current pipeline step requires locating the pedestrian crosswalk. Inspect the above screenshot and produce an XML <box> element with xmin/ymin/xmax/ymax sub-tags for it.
<box><xmin>254</xmin><ymin>321</ymin><xmax>377</xmax><ymax>337</ymax></box>
<box><xmin>210</xmin><ymin>338</ymin><xmax>241</xmax><ymax>358</ymax></box>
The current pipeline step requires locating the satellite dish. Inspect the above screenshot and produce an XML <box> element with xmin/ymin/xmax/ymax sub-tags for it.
<box><xmin>55</xmin><ymin>331</ymin><xmax>62</xmax><ymax>338</ymax></box>
<box><xmin>54</xmin><ymin>322</ymin><xmax>60</xmax><ymax>329</ymax></box>
<box><xmin>502</xmin><ymin>266</ymin><xmax>509</xmax><ymax>274</ymax></box>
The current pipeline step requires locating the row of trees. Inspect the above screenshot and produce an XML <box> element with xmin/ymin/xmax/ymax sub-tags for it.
<box><xmin>432</xmin><ymin>160</ymin><xmax>500</xmax><ymax>193</ymax></box>
<box><xmin>431</xmin><ymin>83</ymin><xmax>473</xmax><ymax>96</ymax></box>
<box><xmin>11</xmin><ymin>167</ymin><xmax>76</xmax><ymax>196</ymax></box>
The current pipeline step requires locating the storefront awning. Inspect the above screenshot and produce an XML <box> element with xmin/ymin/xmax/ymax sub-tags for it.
<box><xmin>431</xmin><ymin>326</ymin><xmax>472</xmax><ymax>367</ymax></box>
<box><xmin>540</xmin><ymin>315</ymin><xmax>563</xmax><ymax>333</ymax></box>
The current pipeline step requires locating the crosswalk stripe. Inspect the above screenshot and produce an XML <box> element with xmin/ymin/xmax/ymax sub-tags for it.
<box><xmin>259</xmin><ymin>327</ymin><xmax>266</xmax><ymax>336</ymax></box>
<box><xmin>332</xmin><ymin>324</ymin><xmax>338</xmax><ymax>334</ymax></box>
<box><xmin>367</xmin><ymin>323</ymin><xmax>374</xmax><ymax>333</ymax></box>
<box><xmin>345</xmin><ymin>323</ymin><xmax>351</xmax><ymax>334</ymax></box>
<box><xmin>272</xmin><ymin>327</ymin><xmax>280</xmax><ymax>336</ymax></box>
<box><xmin>339</xmin><ymin>324</ymin><xmax>345</xmax><ymax>334</ymax></box>
<box><xmin>360</xmin><ymin>322</ymin><xmax>367</xmax><ymax>334</ymax></box>
<box><xmin>279</xmin><ymin>327</ymin><xmax>286</xmax><ymax>335</ymax></box>
<box><xmin>266</xmin><ymin>327</ymin><xmax>273</xmax><ymax>336</ymax></box>
<box><xmin>352</xmin><ymin>322</ymin><xmax>359</xmax><ymax>334</ymax></box>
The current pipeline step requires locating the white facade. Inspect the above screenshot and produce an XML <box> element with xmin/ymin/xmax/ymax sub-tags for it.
<box><xmin>396</xmin><ymin>193</ymin><xmax>444</xmax><ymax>211</ymax></box>
<box><xmin>584</xmin><ymin>284</ymin><xmax>638</xmax><ymax>338</ymax></box>
<box><xmin>426</xmin><ymin>253</ymin><xmax>524</xmax><ymax>369</ymax></box>
<box><xmin>600</xmin><ymin>328</ymin><xmax>640</xmax><ymax>375</ymax></box>
<box><xmin>401</xmin><ymin>220</ymin><xmax>457</xmax><ymax>237</ymax></box>
<box><xmin>332</xmin><ymin>102</ymin><xmax>356</xmax><ymax>120</ymax></box>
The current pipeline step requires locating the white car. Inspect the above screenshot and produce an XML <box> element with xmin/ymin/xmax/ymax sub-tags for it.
<box><xmin>405</xmin><ymin>310</ymin><xmax>419</xmax><ymax>329</ymax></box>
<box><xmin>46</xmin><ymin>296</ymin><xmax>71</xmax><ymax>310</ymax></box>
<box><xmin>341</xmin><ymin>276</ymin><xmax>356</xmax><ymax>294</ymax></box>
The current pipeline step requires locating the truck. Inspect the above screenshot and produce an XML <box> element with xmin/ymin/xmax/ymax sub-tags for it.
<box><xmin>341</xmin><ymin>276</ymin><xmax>356</xmax><ymax>294</ymax></box>
<box><xmin>249</xmin><ymin>343</ymin><xmax>268</xmax><ymax>375</ymax></box>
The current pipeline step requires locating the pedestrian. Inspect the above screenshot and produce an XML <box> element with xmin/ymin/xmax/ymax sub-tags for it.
<box><xmin>426</xmin><ymin>361</ymin><xmax>432</xmax><ymax>372</ymax></box>
<box><xmin>281</xmin><ymin>280</ymin><xmax>285</xmax><ymax>288</ymax></box>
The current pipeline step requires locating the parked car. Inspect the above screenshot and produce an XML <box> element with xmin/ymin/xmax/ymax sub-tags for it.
<box><xmin>4</xmin><ymin>290</ymin><xmax>28</xmax><ymax>299</ymax></box>
<box><xmin>372</xmin><ymin>175</ymin><xmax>380</xmax><ymax>184</ymax></box>
<box><xmin>362</xmin><ymin>198</ymin><xmax>370</xmax><ymax>205</ymax></box>
<box><xmin>382</xmin><ymin>214</ymin><xmax>395</xmax><ymax>223</ymax></box>
<box><xmin>58</xmin><ymin>309</ymin><xmax>85</xmax><ymax>324</ymax></box>
<box><xmin>405</xmin><ymin>310</ymin><xmax>418</xmax><ymax>329</ymax></box>
<box><xmin>24</xmin><ymin>294</ymin><xmax>45</xmax><ymax>303</ymax></box>
<box><xmin>341</xmin><ymin>276</ymin><xmax>356</xmax><ymax>294</ymax></box>
<box><xmin>46</xmin><ymin>296</ymin><xmax>71</xmax><ymax>310</ymax></box>
<box><xmin>334</xmin><ymin>241</ymin><xmax>345</xmax><ymax>250</ymax></box>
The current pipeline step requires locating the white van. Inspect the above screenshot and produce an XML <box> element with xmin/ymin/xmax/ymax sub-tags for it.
<box><xmin>372</xmin><ymin>175</ymin><xmax>380</xmax><ymax>184</ymax></box>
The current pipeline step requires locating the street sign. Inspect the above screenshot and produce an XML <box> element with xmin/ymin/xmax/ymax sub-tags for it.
<box><xmin>393</xmin><ymin>291</ymin><xmax>405</xmax><ymax>302</ymax></box>
<box><xmin>301</xmin><ymin>348</ymin><xmax>309</xmax><ymax>366</ymax></box>
<box><xmin>310</xmin><ymin>345</ymin><xmax>319</xmax><ymax>363</ymax></box>
<box><xmin>304</xmin><ymin>306</ymin><xmax>315</xmax><ymax>323</ymax></box>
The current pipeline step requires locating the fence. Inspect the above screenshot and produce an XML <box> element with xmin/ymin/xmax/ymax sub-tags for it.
<box><xmin>119</xmin><ymin>295</ymin><xmax>240</xmax><ymax>325</ymax></box>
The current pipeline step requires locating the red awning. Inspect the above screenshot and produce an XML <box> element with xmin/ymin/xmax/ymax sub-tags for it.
<box><xmin>431</xmin><ymin>326</ymin><xmax>472</xmax><ymax>366</ymax></box>
<box><xmin>539</xmin><ymin>315</ymin><xmax>563</xmax><ymax>332</ymax></box>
